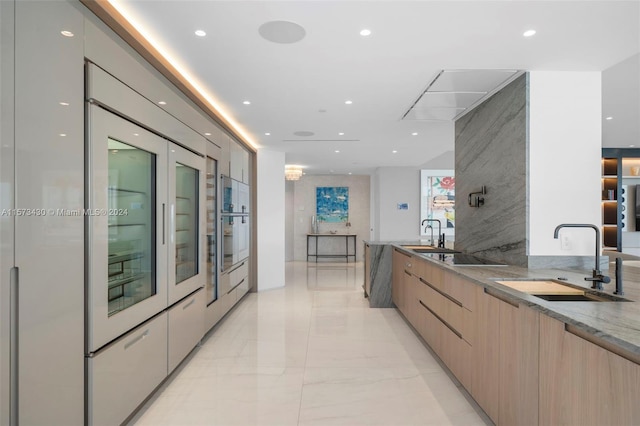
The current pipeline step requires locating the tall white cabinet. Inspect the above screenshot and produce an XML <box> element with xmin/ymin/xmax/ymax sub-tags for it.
<box><xmin>1</xmin><ymin>1</ymin><xmax>85</xmax><ymax>424</ymax></box>
<box><xmin>1</xmin><ymin>1</ymin><xmax>255</xmax><ymax>424</ymax></box>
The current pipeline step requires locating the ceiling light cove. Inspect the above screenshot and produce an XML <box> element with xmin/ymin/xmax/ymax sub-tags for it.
<box><xmin>360</xmin><ymin>29</ymin><xmax>372</xmax><ymax>36</ymax></box>
<box><xmin>105</xmin><ymin>0</ymin><xmax>258</xmax><ymax>150</ymax></box>
<box><xmin>259</xmin><ymin>21</ymin><xmax>306</xmax><ymax>44</ymax></box>
<box><xmin>194</xmin><ymin>30</ymin><xmax>206</xmax><ymax>37</ymax></box>
<box><xmin>523</xmin><ymin>29</ymin><xmax>536</xmax><ymax>37</ymax></box>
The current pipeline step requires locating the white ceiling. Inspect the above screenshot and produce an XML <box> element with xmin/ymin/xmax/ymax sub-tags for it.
<box><xmin>112</xmin><ymin>0</ymin><xmax>640</xmax><ymax>175</ymax></box>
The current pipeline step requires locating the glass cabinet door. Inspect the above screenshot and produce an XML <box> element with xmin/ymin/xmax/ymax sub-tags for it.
<box><xmin>168</xmin><ymin>144</ymin><xmax>205</xmax><ymax>305</ymax></box>
<box><xmin>175</xmin><ymin>163</ymin><xmax>198</xmax><ymax>284</ymax></box>
<box><xmin>88</xmin><ymin>106</ymin><xmax>168</xmax><ymax>353</ymax></box>
<box><xmin>206</xmin><ymin>157</ymin><xmax>218</xmax><ymax>304</ymax></box>
<box><xmin>107</xmin><ymin>139</ymin><xmax>156</xmax><ymax>316</ymax></box>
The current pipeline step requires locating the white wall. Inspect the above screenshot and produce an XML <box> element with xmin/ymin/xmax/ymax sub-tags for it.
<box><xmin>285</xmin><ymin>180</ymin><xmax>294</xmax><ymax>261</ymax></box>
<box><xmin>257</xmin><ymin>149</ymin><xmax>285</xmax><ymax>290</ymax></box>
<box><xmin>528</xmin><ymin>71</ymin><xmax>602</xmax><ymax>256</ymax></box>
<box><xmin>291</xmin><ymin>175</ymin><xmax>370</xmax><ymax>261</ymax></box>
<box><xmin>374</xmin><ymin>167</ymin><xmax>422</xmax><ymax>241</ymax></box>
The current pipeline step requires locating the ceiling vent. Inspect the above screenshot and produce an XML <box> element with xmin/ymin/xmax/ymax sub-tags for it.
<box><xmin>402</xmin><ymin>69</ymin><xmax>523</xmax><ymax>121</ymax></box>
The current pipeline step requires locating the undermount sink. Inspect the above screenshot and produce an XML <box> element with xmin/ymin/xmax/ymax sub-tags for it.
<box><xmin>493</xmin><ymin>278</ymin><xmax>631</xmax><ymax>302</ymax></box>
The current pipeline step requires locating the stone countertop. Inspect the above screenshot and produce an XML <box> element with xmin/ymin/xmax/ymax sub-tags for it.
<box><xmin>390</xmin><ymin>244</ymin><xmax>640</xmax><ymax>357</ymax></box>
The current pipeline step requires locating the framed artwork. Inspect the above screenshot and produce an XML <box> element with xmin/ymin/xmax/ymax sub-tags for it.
<box><xmin>316</xmin><ymin>186</ymin><xmax>349</xmax><ymax>223</ymax></box>
<box><xmin>420</xmin><ymin>170</ymin><xmax>455</xmax><ymax>236</ymax></box>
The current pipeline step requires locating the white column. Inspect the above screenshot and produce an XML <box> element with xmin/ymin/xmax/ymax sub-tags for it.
<box><xmin>257</xmin><ymin>149</ymin><xmax>286</xmax><ymax>290</ymax></box>
<box><xmin>528</xmin><ymin>71</ymin><xmax>602</xmax><ymax>256</ymax></box>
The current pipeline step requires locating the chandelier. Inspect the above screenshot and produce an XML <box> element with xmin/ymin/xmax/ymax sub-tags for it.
<box><xmin>285</xmin><ymin>166</ymin><xmax>303</xmax><ymax>181</ymax></box>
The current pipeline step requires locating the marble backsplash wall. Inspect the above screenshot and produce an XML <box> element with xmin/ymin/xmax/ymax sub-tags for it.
<box><xmin>455</xmin><ymin>74</ymin><xmax>528</xmax><ymax>266</ymax></box>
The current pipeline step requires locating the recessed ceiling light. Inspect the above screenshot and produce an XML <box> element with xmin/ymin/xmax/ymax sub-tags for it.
<box><xmin>606</xmin><ymin>116</ymin><xmax>613</xmax><ymax>120</ymax></box>
<box><xmin>523</xmin><ymin>29</ymin><xmax>536</xmax><ymax>37</ymax></box>
<box><xmin>338</xmin><ymin>132</ymin><xmax>345</xmax><ymax>136</ymax></box>
<box><xmin>360</xmin><ymin>29</ymin><xmax>371</xmax><ymax>36</ymax></box>
<box><xmin>59</xmin><ymin>133</ymin><xmax>67</xmax><ymax>137</ymax></box>
<box><xmin>335</xmin><ymin>150</ymin><xmax>340</xmax><ymax>153</ymax></box>
<box><xmin>133</xmin><ymin>133</ymin><xmax>139</xmax><ymax>136</ymax></box>
<box><xmin>412</xmin><ymin>132</ymin><xmax>418</xmax><ymax>136</ymax></box>
<box><xmin>630</xmin><ymin>145</ymin><xmax>636</xmax><ymax>147</ymax></box>
<box><xmin>392</xmin><ymin>150</ymin><xmax>398</xmax><ymax>154</ymax></box>
<box><xmin>61</xmin><ymin>30</ymin><xmax>74</xmax><ymax>37</ymax></box>
<box><xmin>195</xmin><ymin>30</ymin><xmax>206</xmax><ymax>37</ymax></box>
<box><xmin>158</xmin><ymin>101</ymin><xmax>167</xmax><ymax>105</ymax></box>
<box><xmin>59</xmin><ymin>102</ymin><xmax>69</xmax><ymax>106</ymax></box>
<box><xmin>348</xmin><ymin>172</ymin><xmax>353</xmax><ymax>175</ymax></box>
<box><xmin>243</xmin><ymin>100</ymin><xmax>251</xmax><ymax>105</ymax></box>
<box><xmin>345</xmin><ymin>100</ymin><xmax>353</xmax><ymax>105</ymax></box>
<box><xmin>204</xmin><ymin>132</ymin><xmax>211</xmax><ymax>136</ymax></box>
<box><xmin>265</xmin><ymin>132</ymin><xmax>271</xmax><ymax>136</ymax></box>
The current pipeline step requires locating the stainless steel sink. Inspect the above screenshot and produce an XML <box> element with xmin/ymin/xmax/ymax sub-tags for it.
<box><xmin>493</xmin><ymin>278</ymin><xmax>632</xmax><ymax>302</ymax></box>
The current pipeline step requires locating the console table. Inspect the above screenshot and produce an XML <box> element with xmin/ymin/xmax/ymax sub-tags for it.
<box><xmin>307</xmin><ymin>233</ymin><xmax>357</xmax><ymax>262</ymax></box>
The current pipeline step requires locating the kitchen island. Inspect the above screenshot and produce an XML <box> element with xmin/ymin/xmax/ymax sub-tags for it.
<box><xmin>371</xmin><ymin>242</ymin><xmax>640</xmax><ymax>426</ymax></box>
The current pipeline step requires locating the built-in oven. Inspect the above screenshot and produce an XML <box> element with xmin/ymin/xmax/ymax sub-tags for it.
<box><xmin>222</xmin><ymin>214</ymin><xmax>249</xmax><ymax>272</ymax></box>
<box><xmin>222</xmin><ymin>175</ymin><xmax>249</xmax><ymax>214</ymax></box>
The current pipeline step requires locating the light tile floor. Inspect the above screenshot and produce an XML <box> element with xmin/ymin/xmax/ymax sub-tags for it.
<box><xmin>129</xmin><ymin>262</ymin><xmax>492</xmax><ymax>426</ymax></box>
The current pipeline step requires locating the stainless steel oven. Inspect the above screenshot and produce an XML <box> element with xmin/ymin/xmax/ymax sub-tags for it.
<box><xmin>221</xmin><ymin>175</ymin><xmax>249</xmax><ymax>272</ymax></box>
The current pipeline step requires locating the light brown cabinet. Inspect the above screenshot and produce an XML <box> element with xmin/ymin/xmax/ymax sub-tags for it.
<box><xmin>539</xmin><ymin>314</ymin><xmax>640</xmax><ymax>425</ymax></box>
<box><xmin>392</xmin><ymin>249</ymin><xmax>639</xmax><ymax>425</ymax></box>
<box><xmin>392</xmin><ymin>248</ymin><xmax>412</xmax><ymax>313</ymax></box>
<box><xmin>497</xmin><ymin>294</ymin><xmax>539</xmax><ymax>426</ymax></box>
<box><xmin>471</xmin><ymin>287</ymin><xmax>500</xmax><ymax>422</ymax></box>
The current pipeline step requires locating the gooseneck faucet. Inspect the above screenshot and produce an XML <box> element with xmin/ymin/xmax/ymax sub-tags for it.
<box><xmin>421</xmin><ymin>219</ymin><xmax>443</xmax><ymax>247</ymax></box>
<box><xmin>553</xmin><ymin>224</ymin><xmax>611</xmax><ymax>290</ymax></box>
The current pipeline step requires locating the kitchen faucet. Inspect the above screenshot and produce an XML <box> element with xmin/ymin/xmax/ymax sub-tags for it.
<box><xmin>553</xmin><ymin>224</ymin><xmax>611</xmax><ymax>290</ymax></box>
<box><xmin>421</xmin><ymin>219</ymin><xmax>444</xmax><ymax>248</ymax></box>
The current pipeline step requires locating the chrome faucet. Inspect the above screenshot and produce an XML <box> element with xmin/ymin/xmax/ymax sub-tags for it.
<box><xmin>421</xmin><ymin>219</ymin><xmax>444</xmax><ymax>247</ymax></box>
<box><xmin>553</xmin><ymin>224</ymin><xmax>611</xmax><ymax>290</ymax></box>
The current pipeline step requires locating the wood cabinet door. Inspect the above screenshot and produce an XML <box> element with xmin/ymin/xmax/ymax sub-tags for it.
<box><xmin>499</xmin><ymin>301</ymin><xmax>539</xmax><ymax>426</ymax></box>
<box><xmin>392</xmin><ymin>249</ymin><xmax>407</xmax><ymax>311</ymax></box>
<box><xmin>539</xmin><ymin>315</ymin><xmax>640</xmax><ymax>426</ymax></box>
<box><xmin>471</xmin><ymin>288</ymin><xmax>500</xmax><ymax>423</ymax></box>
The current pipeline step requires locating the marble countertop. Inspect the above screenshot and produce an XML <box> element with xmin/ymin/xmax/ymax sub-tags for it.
<box><xmin>386</xmin><ymin>243</ymin><xmax>640</xmax><ymax>357</ymax></box>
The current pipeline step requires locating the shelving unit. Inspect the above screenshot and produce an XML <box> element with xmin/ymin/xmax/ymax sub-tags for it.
<box><xmin>175</xmin><ymin>194</ymin><xmax>196</xmax><ymax>283</ymax></box>
<box><xmin>107</xmin><ymin>186</ymin><xmax>150</xmax><ymax>316</ymax></box>
<box><xmin>602</xmin><ymin>157</ymin><xmax>618</xmax><ymax>249</ymax></box>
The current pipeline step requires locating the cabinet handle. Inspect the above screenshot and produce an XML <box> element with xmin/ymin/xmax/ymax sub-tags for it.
<box><xmin>565</xmin><ymin>324</ymin><xmax>640</xmax><ymax>365</ymax></box>
<box><xmin>10</xmin><ymin>267</ymin><xmax>19</xmax><ymax>426</ymax></box>
<box><xmin>124</xmin><ymin>329</ymin><xmax>150</xmax><ymax>350</ymax></box>
<box><xmin>484</xmin><ymin>287</ymin><xmax>519</xmax><ymax>308</ymax></box>
<box><xmin>182</xmin><ymin>297</ymin><xmax>196</xmax><ymax>310</ymax></box>
<box><xmin>419</xmin><ymin>277</ymin><xmax>463</xmax><ymax>307</ymax></box>
<box><xmin>406</xmin><ymin>262</ymin><xmax>412</xmax><ymax>268</ymax></box>
<box><xmin>419</xmin><ymin>300</ymin><xmax>463</xmax><ymax>339</ymax></box>
<box><xmin>162</xmin><ymin>203</ymin><xmax>166</xmax><ymax>245</ymax></box>
<box><xmin>404</xmin><ymin>270</ymin><xmax>412</xmax><ymax>277</ymax></box>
